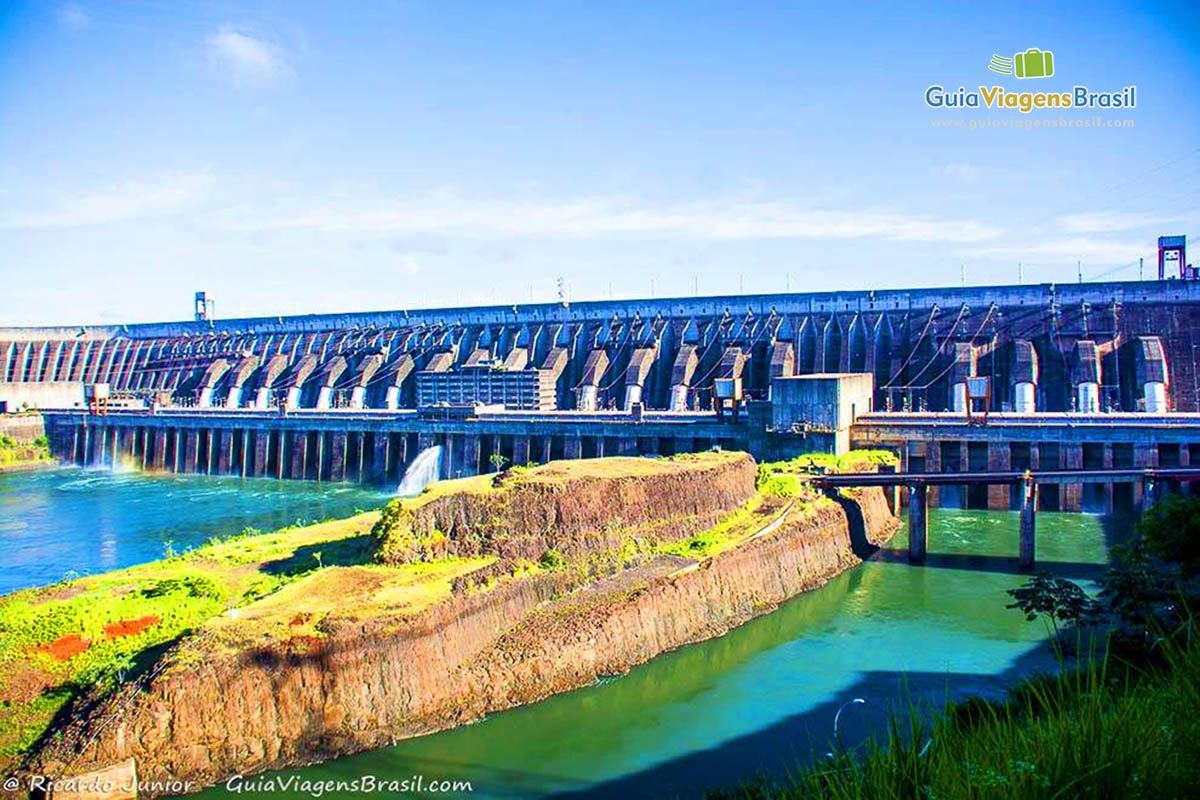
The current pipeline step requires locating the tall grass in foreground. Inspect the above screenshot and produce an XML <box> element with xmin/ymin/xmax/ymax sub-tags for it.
<box><xmin>712</xmin><ymin>634</ymin><xmax>1200</xmax><ymax>799</ymax></box>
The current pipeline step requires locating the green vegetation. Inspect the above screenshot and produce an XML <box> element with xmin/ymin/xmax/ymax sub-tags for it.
<box><xmin>754</xmin><ymin>449</ymin><xmax>896</xmax><ymax>498</ymax></box>
<box><xmin>713</xmin><ymin>634</ymin><xmax>1200</xmax><ymax>799</ymax></box>
<box><xmin>0</xmin><ymin>511</ymin><xmax>384</xmax><ymax>762</ymax></box>
<box><xmin>712</xmin><ymin>495</ymin><xmax>1200</xmax><ymax>799</ymax></box>
<box><xmin>0</xmin><ymin>433</ymin><xmax>51</xmax><ymax>467</ymax></box>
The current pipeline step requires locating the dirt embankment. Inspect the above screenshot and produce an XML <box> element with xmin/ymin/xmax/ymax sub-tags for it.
<box><xmin>23</xmin><ymin>476</ymin><xmax>897</xmax><ymax>797</ymax></box>
<box><xmin>375</xmin><ymin>452</ymin><xmax>758</xmax><ymax>563</ymax></box>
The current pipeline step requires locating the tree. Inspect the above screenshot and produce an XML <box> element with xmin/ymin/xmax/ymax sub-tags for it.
<box><xmin>1006</xmin><ymin>573</ymin><xmax>1100</xmax><ymax>636</ymax></box>
<box><xmin>1136</xmin><ymin>494</ymin><xmax>1200</xmax><ymax>578</ymax></box>
<box><xmin>489</xmin><ymin>452</ymin><xmax>509</xmax><ymax>473</ymax></box>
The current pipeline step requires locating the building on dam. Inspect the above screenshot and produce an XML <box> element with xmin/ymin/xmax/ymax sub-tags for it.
<box><xmin>3</xmin><ymin>266</ymin><xmax>1200</xmax><ymax>517</ymax></box>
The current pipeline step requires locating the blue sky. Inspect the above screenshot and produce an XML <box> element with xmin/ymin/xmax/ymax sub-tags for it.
<box><xmin>1</xmin><ymin>1</ymin><xmax>1197</xmax><ymax>325</ymax></box>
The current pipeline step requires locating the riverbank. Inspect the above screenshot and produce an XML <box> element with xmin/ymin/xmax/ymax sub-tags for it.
<box><xmin>4</xmin><ymin>451</ymin><xmax>898</xmax><ymax>796</ymax></box>
<box><xmin>711</xmin><ymin>634</ymin><xmax>1200</xmax><ymax>799</ymax></box>
<box><xmin>0</xmin><ymin>430</ymin><xmax>52</xmax><ymax>473</ymax></box>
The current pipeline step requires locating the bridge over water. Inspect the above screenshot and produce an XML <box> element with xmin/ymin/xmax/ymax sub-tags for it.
<box><xmin>814</xmin><ymin>467</ymin><xmax>1200</xmax><ymax>568</ymax></box>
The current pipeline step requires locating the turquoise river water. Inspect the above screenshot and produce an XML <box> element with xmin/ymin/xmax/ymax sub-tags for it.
<box><xmin>0</xmin><ymin>467</ymin><xmax>1124</xmax><ymax>798</ymax></box>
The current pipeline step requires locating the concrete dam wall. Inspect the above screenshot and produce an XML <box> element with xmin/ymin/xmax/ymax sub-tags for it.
<box><xmin>1</xmin><ymin>280</ymin><xmax>1195</xmax><ymax>415</ymax></box>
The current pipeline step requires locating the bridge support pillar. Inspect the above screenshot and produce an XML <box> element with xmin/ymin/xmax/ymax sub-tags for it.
<box><xmin>1019</xmin><ymin>476</ymin><xmax>1037</xmax><ymax>570</ymax></box>
<box><xmin>1143</xmin><ymin>477</ymin><xmax>1160</xmax><ymax>511</ymax></box>
<box><xmin>908</xmin><ymin>484</ymin><xmax>927</xmax><ymax>564</ymax></box>
<box><xmin>1062</xmin><ymin>443</ymin><xmax>1083</xmax><ymax>512</ymax></box>
<box><xmin>987</xmin><ymin>442</ymin><xmax>1011</xmax><ymax>509</ymax></box>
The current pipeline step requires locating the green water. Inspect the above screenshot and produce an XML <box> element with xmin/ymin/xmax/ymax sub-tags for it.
<box><xmin>188</xmin><ymin>508</ymin><xmax>1122</xmax><ymax>799</ymax></box>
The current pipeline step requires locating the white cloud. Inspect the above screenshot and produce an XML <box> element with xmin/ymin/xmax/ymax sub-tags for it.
<box><xmin>0</xmin><ymin>172</ymin><xmax>212</xmax><ymax>229</ymax></box>
<box><xmin>58</xmin><ymin>4</ymin><xmax>88</xmax><ymax>29</ymax></box>
<box><xmin>218</xmin><ymin>194</ymin><xmax>1002</xmax><ymax>244</ymax></box>
<box><xmin>205</xmin><ymin>28</ymin><xmax>290</xmax><ymax>88</ymax></box>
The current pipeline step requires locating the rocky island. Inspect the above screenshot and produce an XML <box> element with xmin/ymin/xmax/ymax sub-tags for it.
<box><xmin>1</xmin><ymin>451</ymin><xmax>897</xmax><ymax>797</ymax></box>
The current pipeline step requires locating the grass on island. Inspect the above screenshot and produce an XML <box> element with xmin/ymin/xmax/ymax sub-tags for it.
<box><xmin>0</xmin><ymin>508</ymin><xmax>474</xmax><ymax>761</ymax></box>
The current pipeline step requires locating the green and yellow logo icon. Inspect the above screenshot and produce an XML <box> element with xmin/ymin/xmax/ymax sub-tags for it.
<box><xmin>989</xmin><ymin>48</ymin><xmax>1055</xmax><ymax>78</ymax></box>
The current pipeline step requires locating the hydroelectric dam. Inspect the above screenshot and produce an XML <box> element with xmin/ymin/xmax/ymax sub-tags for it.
<box><xmin>4</xmin><ymin>275</ymin><xmax>1200</xmax><ymax>541</ymax></box>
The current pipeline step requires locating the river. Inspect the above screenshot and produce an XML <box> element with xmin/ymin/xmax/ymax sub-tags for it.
<box><xmin>0</xmin><ymin>467</ymin><xmax>1123</xmax><ymax>798</ymax></box>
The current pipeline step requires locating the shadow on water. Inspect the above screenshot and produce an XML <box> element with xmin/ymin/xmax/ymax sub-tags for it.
<box><xmin>552</xmin><ymin>645</ymin><xmax>1057</xmax><ymax>800</ymax></box>
<box><xmin>873</xmin><ymin>548</ymin><xmax>1107</xmax><ymax>581</ymax></box>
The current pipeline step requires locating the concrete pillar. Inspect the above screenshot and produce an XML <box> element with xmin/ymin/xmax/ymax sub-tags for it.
<box><xmin>1019</xmin><ymin>476</ymin><xmax>1037</xmax><ymax>570</ymax></box>
<box><xmin>442</xmin><ymin>434</ymin><xmax>456</xmax><ymax>479</ymax></box>
<box><xmin>329</xmin><ymin>433</ymin><xmax>347</xmax><ymax>481</ymax></box>
<box><xmin>1077</xmin><ymin>382</ymin><xmax>1100</xmax><ymax>413</ymax></box>
<box><xmin>908</xmin><ymin>484</ymin><xmax>927</xmax><ymax>564</ymax></box>
<box><xmin>255</xmin><ymin>387</ymin><xmax>271</xmax><ymax>409</ymax></box>
<box><xmin>512</xmin><ymin>436</ymin><xmax>531</xmax><ymax>467</ymax></box>
<box><xmin>1100</xmin><ymin>442</ymin><xmax>1114</xmax><ymax>513</ymax></box>
<box><xmin>385</xmin><ymin>386</ymin><xmax>400</xmax><ymax>410</ymax></box>
<box><xmin>925</xmin><ymin>439</ymin><xmax>941</xmax><ymax>508</ymax></box>
<box><xmin>564</xmin><ymin>435</ymin><xmax>583</xmax><ymax>460</ymax></box>
<box><xmin>183</xmin><ymin>430</ymin><xmax>199</xmax><ymax>474</ymax></box>
<box><xmin>619</xmin><ymin>437</ymin><xmax>638</xmax><ymax>456</ymax></box>
<box><xmin>462</xmin><ymin>434</ymin><xmax>481</xmax><ymax>476</ymax></box>
<box><xmin>153</xmin><ymin>429</ymin><xmax>168</xmax><ymax>471</ymax></box>
<box><xmin>197</xmin><ymin>387</ymin><xmax>214</xmax><ymax>408</ymax></box>
<box><xmin>1133</xmin><ymin>443</ymin><xmax>1157</xmax><ymax>508</ymax></box>
<box><xmin>1144</xmin><ymin>477</ymin><xmax>1160</xmax><ymax>511</ymax></box>
<box><xmin>670</xmin><ymin>385</ymin><xmax>689</xmax><ymax>411</ymax></box>
<box><xmin>252</xmin><ymin>432</ymin><xmax>269</xmax><ymax>477</ymax></box>
<box><xmin>349</xmin><ymin>386</ymin><xmax>366</xmax><ymax>409</ymax></box>
<box><xmin>1014</xmin><ymin>382</ymin><xmax>1036</xmax><ymax>413</ymax></box>
<box><xmin>370</xmin><ymin>435</ymin><xmax>389</xmax><ymax>484</ymax></box>
<box><xmin>951</xmin><ymin>382</ymin><xmax>967</xmax><ymax>413</ymax></box>
<box><xmin>1144</xmin><ymin>382</ymin><xmax>1166</xmax><ymax>413</ymax></box>
<box><xmin>315</xmin><ymin>434</ymin><xmax>326</xmax><ymax>481</ymax></box>
<box><xmin>987</xmin><ymin>442</ymin><xmax>1011</xmax><ymax>509</ymax></box>
<box><xmin>88</xmin><ymin>426</ymin><xmax>104</xmax><ymax>466</ymax></box>
<box><xmin>316</xmin><ymin>386</ymin><xmax>333</xmax><ymax>410</ymax></box>
<box><xmin>216</xmin><ymin>430</ymin><xmax>233</xmax><ymax>475</ymax></box>
<box><xmin>579</xmin><ymin>385</ymin><xmax>599</xmax><ymax>411</ymax></box>
<box><xmin>285</xmin><ymin>386</ymin><xmax>301</xmax><ymax>410</ymax></box>
<box><xmin>289</xmin><ymin>432</ymin><xmax>307</xmax><ymax>480</ymax></box>
<box><xmin>1062</xmin><ymin>443</ymin><xmax>1083</xmax><ymax>512</ymax></box>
